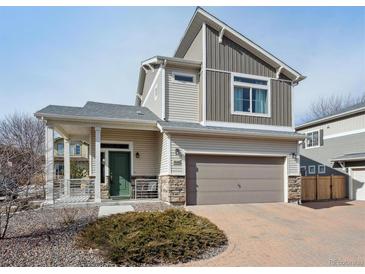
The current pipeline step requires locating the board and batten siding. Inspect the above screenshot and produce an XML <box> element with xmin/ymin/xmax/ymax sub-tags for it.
<box><xmin>142</xmin><ymin>68</ymin><xmax>163</xmax><ymax>118</ymax></box>
<box><xmin>90</xmin><ymin>128</ymin><xmax>160</xmax><ymax>176</ymax></box>
<box><xmin>168</xmin><ymin>134</ymin><xmax>300</xmax><ymax>176</ymax></box>
<box><xmin>206</xmin><ymin>25</ymin><xmax>276</xmax><ymax>77</ymax></box>
<box><xmin>206</xmin><ymin>70</ymin><xmax>292</xmax><ymax>126</ymax></box>
<box><xmin>165</xmin><ymin>67</ymin><xmax>200</xmax><ymax>122</ymax></box>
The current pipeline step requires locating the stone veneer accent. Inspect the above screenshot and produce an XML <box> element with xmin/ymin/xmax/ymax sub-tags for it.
<box><xmin>288</xmin><ymin>176</ymin><xmax>301</xmax><ymax>203</ymax></box>
<box><xmin>159</xmin><ymin>175</ymin><xmax>186</xmax><ymax>205</ymax></box>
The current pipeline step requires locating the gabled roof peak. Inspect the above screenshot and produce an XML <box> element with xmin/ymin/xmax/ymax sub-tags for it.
<box><xmin>174</xmin><ymin>7</ymin><xmax>305</xmax><ymax>83</ymax></box>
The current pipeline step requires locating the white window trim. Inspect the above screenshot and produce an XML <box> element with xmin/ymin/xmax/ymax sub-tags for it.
<box><xmin>318</xmin><ymin>165</ymin><xmax>326</xmax><ymax>174</ymax></box>
<box><xmin>230</xmin><ymin>72</ymin><xmax>271</xmax><ymax>118</ymax></box>
<box><xmin>305</xmin><ymin>130</ymin><xmax>320</xmax><ymax>149</ymax></box>
<box><xmin>172</xmin><ymin>71</ymin><xmax>196</xmax><ymax>85</ymax></box>
<box><xmin>308</xmin><ymin>165</ymin><xmax>316</xmax><ymax>175</ymax></box>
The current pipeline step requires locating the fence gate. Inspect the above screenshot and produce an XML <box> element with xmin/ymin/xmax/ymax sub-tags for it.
<box><xmin>301</xmin><ymin>175</ymin><xmax>346</xmax><ymax>202</ymax></box>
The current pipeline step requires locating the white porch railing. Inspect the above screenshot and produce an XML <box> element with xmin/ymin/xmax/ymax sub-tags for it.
<box><xmin>132</xmin><ymin>179</ymin><xmax>159</xmax><ymax>199</ymax></box>
<box><xmin>54</xmin><ymin>178</ymin><xmax>95</xmax><ymax>203</ymax></box>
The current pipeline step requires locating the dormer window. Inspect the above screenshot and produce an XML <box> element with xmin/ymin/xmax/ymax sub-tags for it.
<box><xmin>231</xmin><ymin>73</ymin><xmax>270</xmax><ymax>117</ymax></box>
<box><xmin>173</xmin><ymin>72</ymin><xmax>195</xmax><ymax>84</ymax></box>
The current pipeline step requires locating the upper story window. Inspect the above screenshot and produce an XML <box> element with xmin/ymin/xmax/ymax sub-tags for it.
<box><xmin>57</xmin><ymin>143</ymin><xmax>64</xmax><ymax>156</ymax></box>
<box><xmin>306</xmin><ymin>130</ymin><xmax>319</xmax><ymax>148</ymax></box>
<box><xmin>173</xmin><ymin>72</ymin><xmax>195</xmax><ymax>84</ymax></box>
<box><xmin>231</xmin><ymin>73</ymin><xmax>270</xmax><ymax>117</ymax></box>
<box><xmin>70</xmin><ymin>144</ymin><xmax>81</xmax><ymax>156</ymax></box>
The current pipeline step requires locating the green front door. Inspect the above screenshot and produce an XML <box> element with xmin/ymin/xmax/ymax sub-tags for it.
<box><xmin>109</xmin><ymin>151</ymin><xmax>131</xmax><ymax>198</ymax></box>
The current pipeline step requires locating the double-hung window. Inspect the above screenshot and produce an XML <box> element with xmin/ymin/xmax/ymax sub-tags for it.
<box><xmin>57</xmin><ymin>143</ymin><xmax>64</xmax><ymax>156</ymax></box>
<box><xmin>70</xmin><ymin>144</ymin><xmax>81</xmax><ymax>156</ymax></box>
<box><xmin>306</xmin><ymin>131</ymin><xmax>319</xmax><ymax>148</ymax></box>
<box><xmin>231</xmin><ymin>74</ymin><xmax>270</xmax><ymax>116</ymax></box>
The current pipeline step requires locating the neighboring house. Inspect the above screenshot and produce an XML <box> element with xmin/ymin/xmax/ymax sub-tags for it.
<box><xmin>296</xmin><ymin>102</ymin><xmax>365</xmax><ymax>200</ymax></box>
<box><xmin>53</xmin><ymin>137</ymin><xmax>89</xmax><ymax>178</ymax></box>
<box><xmin>35</xmin><ymin>7</ymin><xmax>305</xmax><ymax>205</ymax></box>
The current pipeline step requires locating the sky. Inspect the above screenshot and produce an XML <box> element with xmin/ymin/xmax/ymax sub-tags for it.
<box><xmin>0</xmin><ymin>6</ymin><xmax>364</xmax><ymax>124</ymax></box>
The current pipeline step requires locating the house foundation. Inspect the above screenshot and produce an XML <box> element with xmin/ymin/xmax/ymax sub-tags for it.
<box><xmin>159</xmin><ymin>175</ymin><xmax>186</xmax><ymax>205</ymax></box>
<box><xmin>288</xmin><ymin>176</ymin><xmax>301</xmax><ymax>203</ymax></box>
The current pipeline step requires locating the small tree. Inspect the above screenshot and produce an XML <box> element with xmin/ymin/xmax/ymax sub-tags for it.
<box><xmin>0</xmin><ymin>113</ymin><xmax>44</xmax><ymax>239</ymax></box>
<box><xmin>303</xmin><ymin>92</ymin><xmax>365</xmax><ymax>122</ymax></box>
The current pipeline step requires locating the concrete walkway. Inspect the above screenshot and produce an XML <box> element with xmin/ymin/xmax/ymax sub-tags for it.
<box><xmin>98</xmin><ymin>205</ymin><xmax>134</xmax><ymax>218</ymax></box>
<box><xmin>184</xmin><ymin>201</ymin><xmax>365</xmax><ymax>267</ymax></box>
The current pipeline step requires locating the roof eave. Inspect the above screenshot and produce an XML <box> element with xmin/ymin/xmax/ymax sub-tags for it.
<box><xmin>34</xmin><ymin>112</ymin><xmax>158</xmax><ymax>126</ymax></box>
<box><xmin>296</xmin><ymin>106</ymin><xmax>365</xmax><ymax>130</ymax></box>
<box><xmin>160</xmin><ymin>125</ymin><xmax>305</xmax><ymax>140</ymax></box>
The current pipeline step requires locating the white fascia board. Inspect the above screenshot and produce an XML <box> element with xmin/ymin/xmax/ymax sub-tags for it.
<box><xmin>161</xmin><ymin>126</ymin><xmax>304</xmax><ymax>141</ymax></box>
<box><xmin>35</xmin><ymin>112</ymin><xmax>157</xmax><ymax>125</ymax></box>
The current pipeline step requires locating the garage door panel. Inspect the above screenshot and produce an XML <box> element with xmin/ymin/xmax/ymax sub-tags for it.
<box><xmin>187</xmin><ymin>164</ymin><xmax>283</xmax><ymax>180</ymax></box>
<box><xmin>188</xmin><ymin>190</ymin><xmax>284</xmax><ymax>205</ymax></box>
<box><xmin>186</xmin><ymin>154</ymin><xmax>284</xmax><ymax>205</ymax></box>
<box><xmin>189</xmin><ymin>179</ymin><xmax>283</xmax><ymax>192</ymax></box>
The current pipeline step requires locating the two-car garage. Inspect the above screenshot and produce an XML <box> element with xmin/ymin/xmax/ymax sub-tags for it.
<box><xmin>186</xmin><ymin>154</ymin><xmax>285</xmax><ymax>205</ymax></box>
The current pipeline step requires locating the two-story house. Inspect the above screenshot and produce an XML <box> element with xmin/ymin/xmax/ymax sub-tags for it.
<box><xmin>296</xmin><ymin>102</ymin><xmax>365</xmax><ymax>200</ymax></box>
<box><xmin>54</xmin><ymin>137</ymin><xmax>89</xmax><ymax>178</ymax></box>
<box><xmin>35</xmin><ymin>7</ymin><xmax>305</xmax><ymax>205</ymax></box>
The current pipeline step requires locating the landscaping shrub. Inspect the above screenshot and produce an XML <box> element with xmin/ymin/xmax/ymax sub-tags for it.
<box><xmin>76</xmin><ymin>208</ymin><xmax>227</xmax><ymax>266</ymax></box>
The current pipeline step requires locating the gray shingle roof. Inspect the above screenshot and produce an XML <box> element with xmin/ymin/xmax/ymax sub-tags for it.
<box><xmin>296</xmin><ymin>101</ymin><xmax>365</xmax><ymax>130</ymax></box>
<box><xmin>158</xmin><ymin>120</ymin><xmax>305</xmax><ymax>140</ymax></box>
<box><xmin>35</xmin><ymin>101</ymin><xmax>160</xmax><ymax>122</ymax></box>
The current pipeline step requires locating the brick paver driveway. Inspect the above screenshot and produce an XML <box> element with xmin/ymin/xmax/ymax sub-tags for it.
<box><xmin>184</xmin><ymin>201</ymin><xmax>365</xmax><ymax>266</ymax></box>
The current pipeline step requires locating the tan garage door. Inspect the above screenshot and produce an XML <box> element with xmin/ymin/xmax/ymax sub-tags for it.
<box><xmin>186</xmin><ymin>155</ymin><xmax>285</xmax><ymax>205</ymax></box>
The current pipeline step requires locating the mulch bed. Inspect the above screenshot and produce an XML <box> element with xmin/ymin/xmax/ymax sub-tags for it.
<box><xmin>0</xmin><ymin>207</ymin><xmax>115</xmax><ymax>267</ymax></box>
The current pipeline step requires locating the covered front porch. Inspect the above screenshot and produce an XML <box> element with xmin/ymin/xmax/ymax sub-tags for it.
<box><xmin>38</xmin><ymin>104</ymin><xmax>162</xmax><ymax>204</ymax></box>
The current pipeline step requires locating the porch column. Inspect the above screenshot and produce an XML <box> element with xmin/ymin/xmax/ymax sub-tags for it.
<box><xmin>45</xmin><ymin>125</ymin><xmax>54</xmax><ymax>204</ymax></box>
<box><xmin>64</xmin><ymin>138</ymin><xmax>70</xmax><ymax>197</ymax></box>
<box><xmin>94</xmin><ymin>127</ymin><xmax>101</xmax><ymax>202</ymax></box>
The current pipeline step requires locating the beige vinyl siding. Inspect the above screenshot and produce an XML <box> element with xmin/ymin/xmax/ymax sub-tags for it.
<box><xmin>184</xmin><ymin>26</ymin><xmax>203</xmax><ymax>62</ymax></box>
<box><xmin>298</xmin><ymin>113</ymin><xmax>365</xmax><ymax>138</ymax></box>
<box><xmin>160</xmin><ymin>133</ymin><xmax>170</xmax><ymax>174</ymax></box>
<box><xmin>169</xmin><ymin>134</ymin><xmax>299</xmax><ymax>176</ymax></box>
<box><xmin>142</xmin><ymin>68</ymin><xmax>163</xmax><ymax>118</ymax></box>
<box><xmin>206</xmin><ymin>70</ymin><xmax>292</xmax><ymax>127</ymax></box>
<box><xmin>165</xmin><ymin>67</ymin><xmax>200</xmax><ymax>122</ymax></box>
<box><xmin>90</xmin><ymin>128</ymin><xmax>160</xmax><ymax>176</ymax></box>
<box><xmin>206</xmin><ymin>25</ymin><xmax>276</xmax><ymax>77</ymax></box>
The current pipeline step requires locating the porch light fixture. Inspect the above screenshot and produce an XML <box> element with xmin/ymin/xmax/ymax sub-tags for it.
<box><xmin>136</xmin><ymin>152</ymin><xmax>140</xmax><ymax>159</ymax></box>
<box><xmin>175</xmin><ymin>148</ymin><xmax>182</xmax><ymax>157</ymax></box>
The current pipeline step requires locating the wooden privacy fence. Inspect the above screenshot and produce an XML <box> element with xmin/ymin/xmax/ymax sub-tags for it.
<box><xmin>301</xmin><ymin>175</ymin><xmax>346</xmax><ymax>201</ymax></box>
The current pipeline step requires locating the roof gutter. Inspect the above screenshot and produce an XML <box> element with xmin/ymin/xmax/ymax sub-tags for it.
<box><xmin>34</xmin><ymin>112</ymin><xmax>158</xmax><ymax>125</ymax></box>
<box><xmin>159</xmin><ymin>125</ymin><xmax>305</xmax><ymax>141</ymax></box>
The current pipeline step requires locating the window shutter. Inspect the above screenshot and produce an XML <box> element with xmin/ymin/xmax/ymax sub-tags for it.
<box><xmin>302</xmin><ymin>140</ymin><xmax>305</xmax><ymax>149</ymax></box>
<box><xmin>319</xmin><ymin>129</ymin><xmax>324</xmax><ymax>146</ymax></box>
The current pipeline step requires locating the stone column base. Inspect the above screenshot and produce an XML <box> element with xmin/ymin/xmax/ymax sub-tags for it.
<box><xmin>159</xmin><ymin>175</ymin><xmax>186</xmax><ymax>205</ymax></box>
<box><xmin>288</xmin><ymin>176</ymin><xmax>301</xmax><ymax>203</ymax></box>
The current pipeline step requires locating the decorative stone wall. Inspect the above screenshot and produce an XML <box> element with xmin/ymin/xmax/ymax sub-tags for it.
<box><xmin>101</xmin><ymin>183</ymin><xmax>109</xmax><ymax>199</ymax></box>
<box><xmin>159</xmin><ymin>175</ymin><xmax>186</xmax><ymax>205</ymax></box>
<box><xmin>288</xmin><ymin>176</ymin><xmax>301</xmax><ymax>203</ymax></box>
